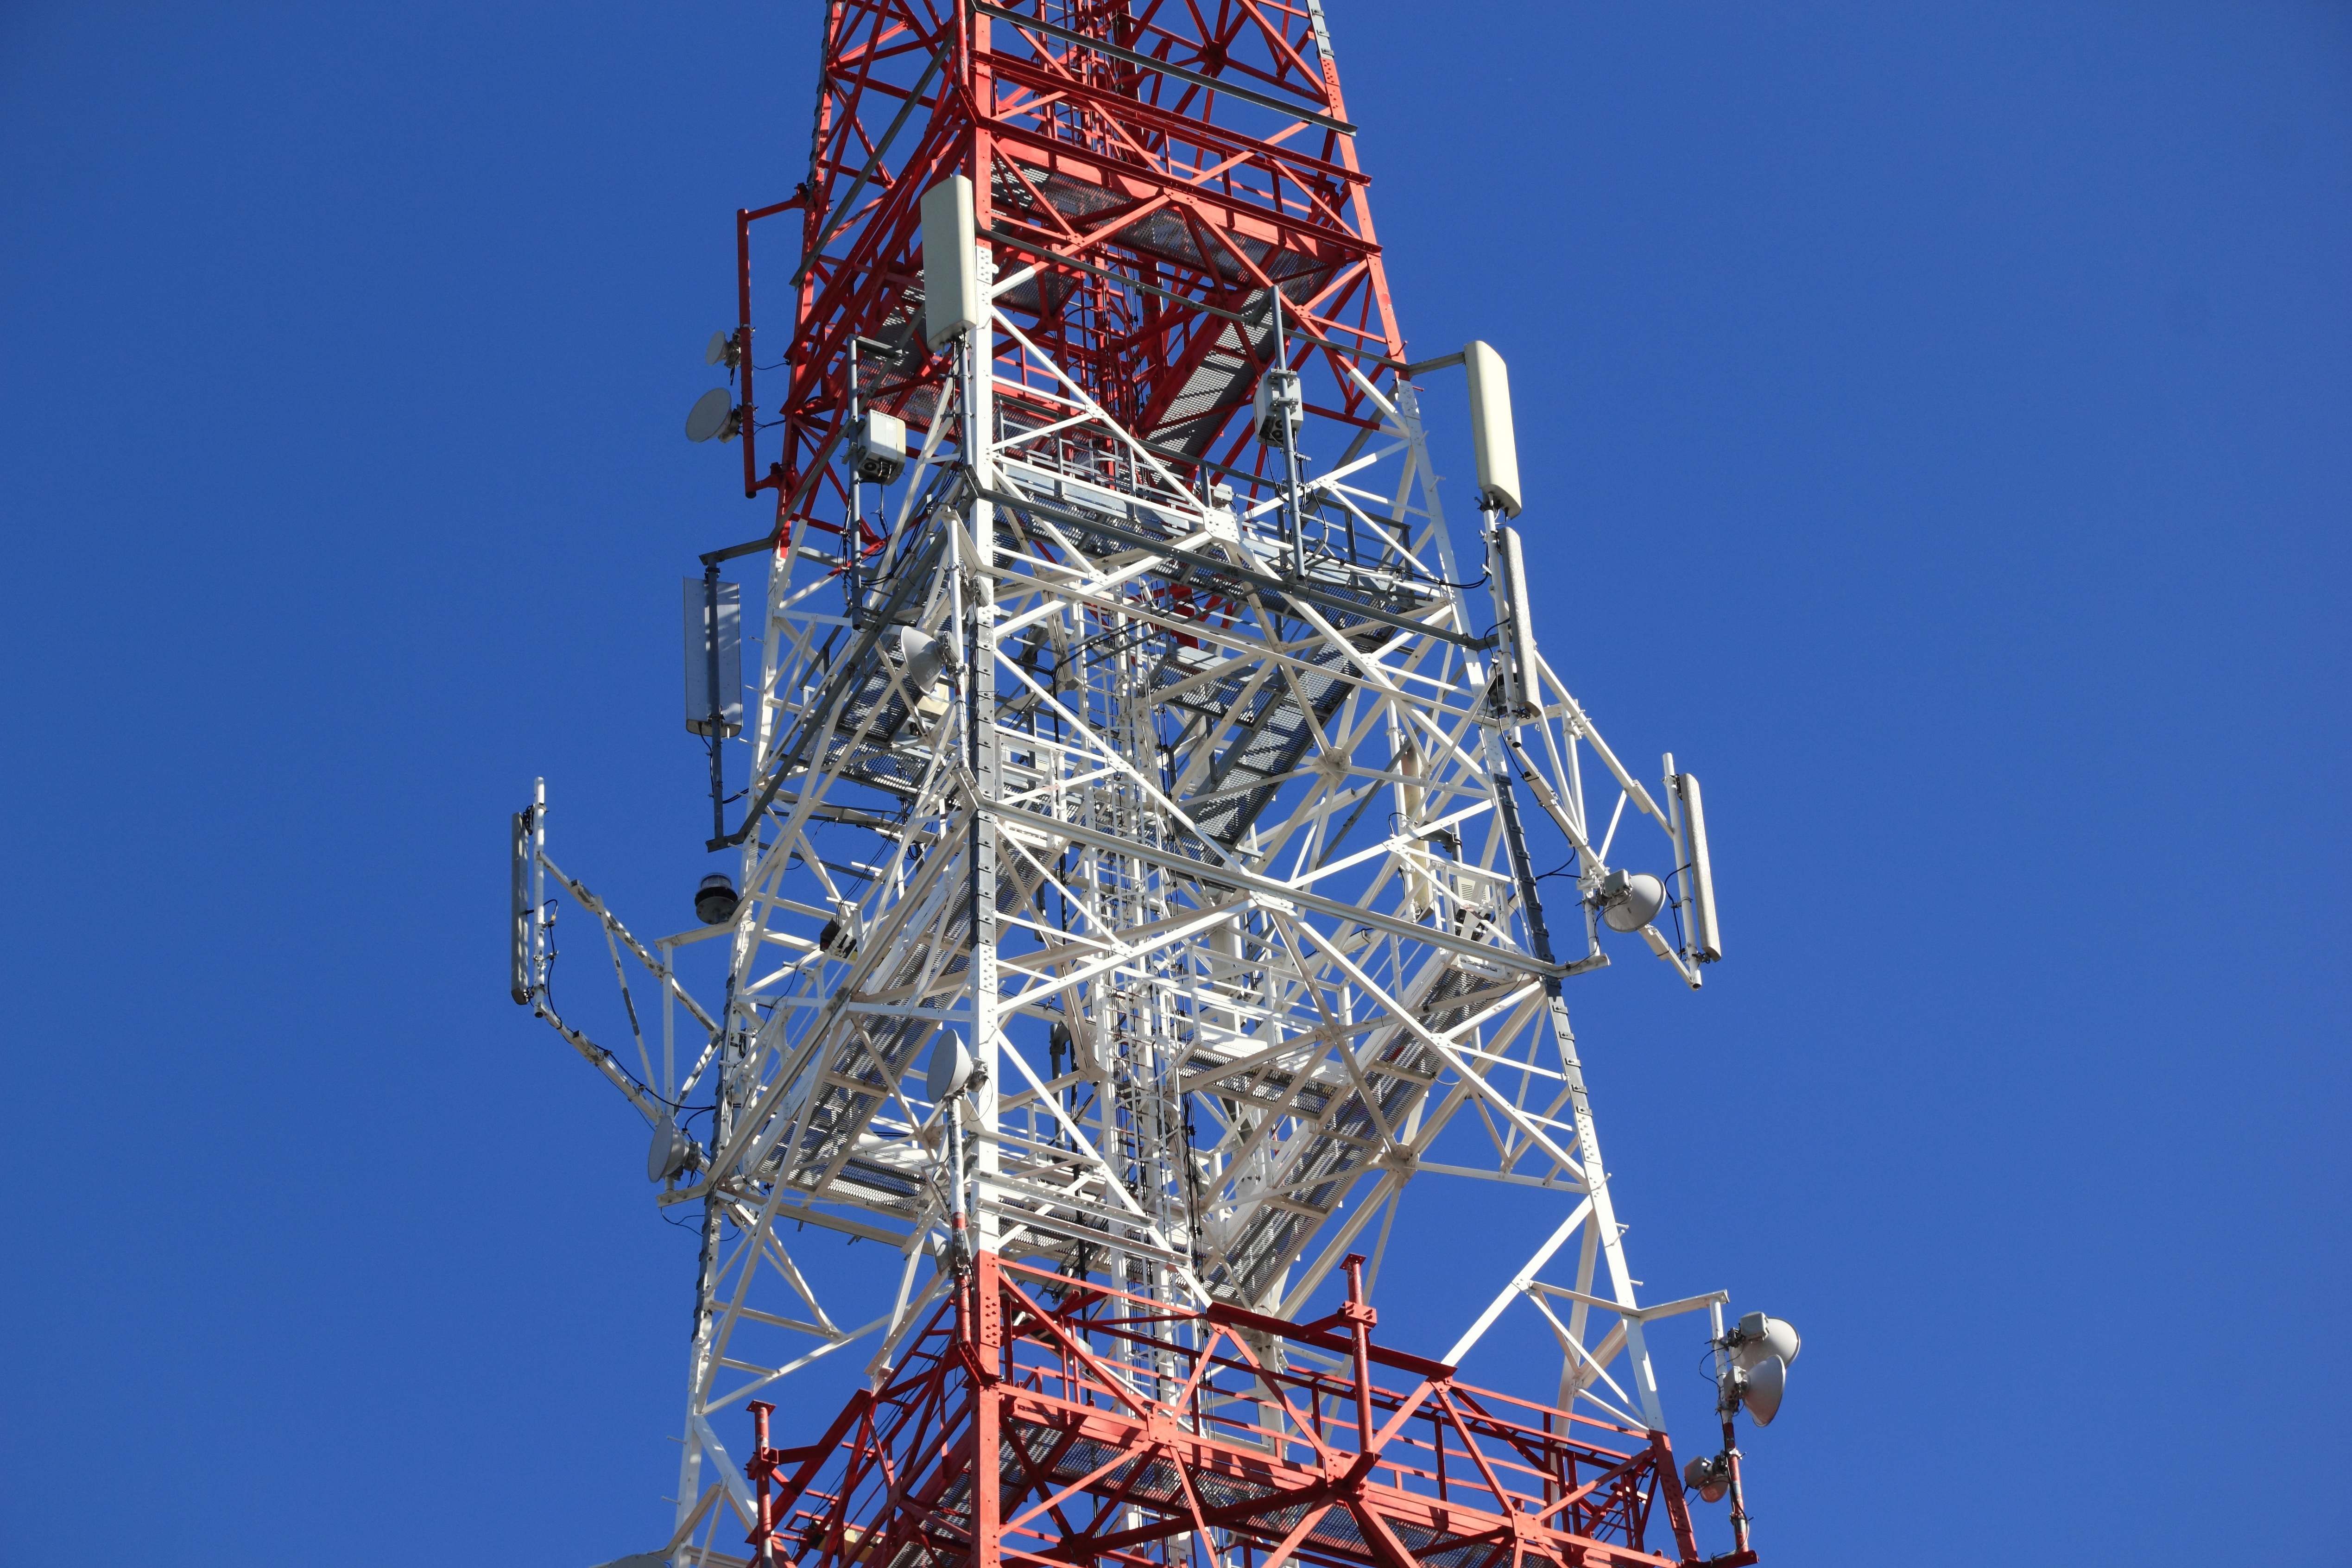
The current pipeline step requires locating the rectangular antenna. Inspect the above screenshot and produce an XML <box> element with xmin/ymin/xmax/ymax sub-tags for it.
<box><xmin>684</xmin><ymin>578</ymin><xmax>743</xmax><ymax>737</ymax></box>
<box><xmin>509</xmin><ymin>811</ymin><xmax>531</xmax><ymax>1004</ymax></box>
<box><xmin>1463</xmin><ymin>340</ymin><xmax>1522</xmax><ymax>517</ymax></box>
<box><xmin>1499</xmin><ymin>525</ymin><xmax>1540</xmax><ymax>715</ymax></box>
<box><xmin>1677</xmin><ymin>772</ymin><xmax>1722</xmax><ymax>961</ymax></box>
<box><xmin>920</xmin><ymin>175</ymin><xmax>980</xmax><ymax>348</ymax></box>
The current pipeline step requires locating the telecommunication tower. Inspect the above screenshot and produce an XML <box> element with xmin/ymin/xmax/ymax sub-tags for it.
<box><xmin>513</xmin><ymin>5</ymin><xmax>1798</xmax><ymax>1567</ymax></box>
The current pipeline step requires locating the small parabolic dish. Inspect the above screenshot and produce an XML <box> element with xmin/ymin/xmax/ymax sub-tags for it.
<box><xmin>926</xmin><ymin>1031</ymin><xmax>974</xmax><ymax>1102</ymax></box>
<box><xmin>1682</xmin><ymin>1456</ymin><xmax>1728</xmax><ymax>1504</ymax></box>
<box><xmin>648</xmin><ymin>1121</ymin><xmax>692</xmax><ymax>1183</ymax></box>
<box><xmin>1734</xmin><ymin>1313</ymin><xmax>1802</xmax><ymax>1371</ymax></box>
<box><xmin>706</xmin><ymin>329</ymin><xmax>735</xmax><ymax>367</ymax></box>
<box><xmin>1601</xmin><ymin>872</ymin><xmax>1666</xmax><ymax>933</ymax></box>
<box><xmin>686</xmin><ymin>387</ymin><xmax>736</xmax><ymax>443</ymax></box>
<box><xmin>885</xmin><ymin>626</ymin><xmax>948</xmax><ymax>694</ymax></box>
<box><xmin>1741</xmin><ymin>1354</ymin><xmax>1787</xmax><ymax>1426</ymax></box>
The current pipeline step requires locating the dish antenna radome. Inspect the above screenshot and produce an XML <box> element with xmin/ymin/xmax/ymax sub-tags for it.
<box><xmin>1737</xmin><ymin>1353</ymin><xmax>1787</xmax><ymax>1426</ymax></box>
<box><xmin>685</xmin><ymin>387</ymin><xmax>738</xmax><ymax>443</ymax></box>
<box><xmin>1599</xmin><ymin>869</ymin><xmax>1666</xmax><ymax>933</ymax></box>
<box><xmin>1734</xmin><ymin>1312</ymin><xmax>1802</xmax><ymax>1372</ymax></box>
<box><xmin>926</xmin><ymin>1031</ymin><xmax>974</xmax><ymax>1103</ymax></box>
<box><xmin>1682</xmin><ymin>1454</ymin><xmax>1730</xmax><ymax>1505</ymax></box>
<box><xmin>648</xmin><ymin>1121</ymin><xmax>695</xmax><ymax>1183</ymax></box>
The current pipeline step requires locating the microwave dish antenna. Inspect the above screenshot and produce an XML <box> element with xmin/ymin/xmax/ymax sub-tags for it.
<box><xmin>684</xmin><ymin>386</ymin><xmax>736</xmax><ymax>443</ymax></box>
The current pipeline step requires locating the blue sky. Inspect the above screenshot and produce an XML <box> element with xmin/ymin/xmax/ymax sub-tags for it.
<box><xmin>3</xmin><ymin>3</ymin><xmax>2346</xmax><ymax>1564</ymax></box>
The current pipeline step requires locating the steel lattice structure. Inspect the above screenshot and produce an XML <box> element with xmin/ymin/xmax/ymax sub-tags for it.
<box><xmin>513</xmin><ymin>4</ymin><xmax>1770</xmax><ymax>1566</ymax></box>
<box><xmin>745</xmin><ymin>1258</ymin><xmax>1701</xmax><ymax>1568</ymax></box>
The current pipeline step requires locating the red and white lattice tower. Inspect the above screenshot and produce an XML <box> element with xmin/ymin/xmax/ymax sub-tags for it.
<box><xmin>512</xmin><ymin>5</ymin><xmax>1789</xmax><ymax>1567</ymax></box>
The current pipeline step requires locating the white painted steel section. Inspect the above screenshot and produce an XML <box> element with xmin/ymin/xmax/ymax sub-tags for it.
<box><xmin>523</xmin><ymin>275</ymin><xmax>1739</xmax><ymax>1523</ymax></box>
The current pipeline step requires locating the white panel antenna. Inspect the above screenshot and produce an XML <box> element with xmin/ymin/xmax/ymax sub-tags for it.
<box><xmin>920</xmin><ymin>176</ymin><xmax>980</xmax><ymax>348</ymax></box>
<box><xmin>1498</xmin><ymin>524</ymin><xmax>1539</xmax><ymax>714</ymax></box>
<box><xmin>1679</xmin><ymin>771</ymin><xmax>1722</xmax><ymax>961</ymax></box>
<box><xmin>682</xmin><ymin>578</ymin><xmax>742</xmax><ymax>737</ymax></box>
<box><xmin>1463</xmin><ymin>339</ymin><xmax>1521</xmax><ymax>517</ymax></box>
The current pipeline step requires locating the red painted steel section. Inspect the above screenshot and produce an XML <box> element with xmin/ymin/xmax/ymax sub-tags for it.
<box><xmin>743</xmin><ymin>1258</ymin><xmax>1705</xmax><ymax>1568</ymax></box>
<box><xmin>733</xmin><ymin>0</ymin><xmax>1408</xmax><ymax>542</ymax></box>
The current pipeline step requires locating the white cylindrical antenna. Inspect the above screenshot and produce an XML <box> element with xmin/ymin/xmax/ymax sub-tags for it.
<box><xmin>1463</xmin><ymin>340</ymin><xmax>1521</xmax><ymax>518</ymax></box>
<box><xmin>920</xmin><ymin>175</ymin><xmax>980</xmax><ymax>348</ymax></box>
<box><xmin>1677</xmin><ymin>771</ymin><xmax>1721</xmax><ymax>961</ymax></box>
<box><xmin>1499</xmin><ymin>525</ymin><xmax>1539</xmax><ymax>715</ymax></box>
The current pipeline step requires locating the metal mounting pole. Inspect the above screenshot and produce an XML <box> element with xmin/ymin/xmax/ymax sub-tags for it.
<box><xmin>966</xmin><ymin>244</ymin><xmax>1003</xmax><ymax>1261</ymax></box>
<box><xmin>1272</xmin><ymin>294</ymin><xmax>1307</xmax><ymax>577</ymax></box>
<box><xmin>1711</xmin><ymin>1299</ymin><xmax>1752</xmax><ymax>1555</ymax></box>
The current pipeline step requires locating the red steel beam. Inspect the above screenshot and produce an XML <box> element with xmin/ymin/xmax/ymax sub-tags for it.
<box><xmin>745</xmin><ymin>1257</ymin><xmax>1701</xmax><ymax>1568</ymax></box>
<box><xmin>733</xmin><ymin>0</ymin><xmax>1404</xmax><ymax>529</ymax></box>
